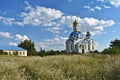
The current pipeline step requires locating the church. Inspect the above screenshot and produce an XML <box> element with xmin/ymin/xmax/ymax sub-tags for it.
<box><xmin>66</xmin><ymin>20</ymin><xmax>95</xmax><ymax>54</ymax></box>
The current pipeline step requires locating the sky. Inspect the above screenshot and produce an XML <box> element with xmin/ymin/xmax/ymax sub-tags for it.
<box><xmin>0</xmin><ymin>0</ymin><xmax>120</xmax><ymax>51</ymax></box>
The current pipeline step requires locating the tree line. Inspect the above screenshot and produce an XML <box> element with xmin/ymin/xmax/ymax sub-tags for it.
<box><xmin>0</xmin><ymin>39</ymin><xmax>120</xmax><ymax>56</ymax></box>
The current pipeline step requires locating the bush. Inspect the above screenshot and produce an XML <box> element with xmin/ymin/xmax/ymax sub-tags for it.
<box><xmin>102</xmin><ymin>47</ymin><xmax>120</xmax><ymax>54</ymax></box>
<box><xmin>0</xmin><ymin>50</ymin><xmax>7</xmax><ymax>55</ymax></box>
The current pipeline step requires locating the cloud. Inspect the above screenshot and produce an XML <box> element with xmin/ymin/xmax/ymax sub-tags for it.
<box><xmin>0</xmin><ymin>16</ymin><xmax>15</xmax><ymax>25</ymax></box>
<box><xmin>8</xmin><ymin>42</ymin><xmax>17</xmax><ymax>46</ymax></box>
<box><xmin>97</xmin><ymin>0</ymin><xmax>105</xmax><ymax>2</ymax></box>
<box><xmin>102</xmin><ymin>5</ymin><xmax>111</xmax><ymax>8</ymax></box>
<box><xmin>0</xmin><ymin>1</ymin><xmax>115</xmax><ymax>36</ymax></box>
<box><xmin>97</xmin><ymin>0</ymin><xmax>120</xmax><ymax>8</ymax></box>
<box><xmin>83</xmin><ymin>6</ymin><xmax>102</xmax><ymax>11</ymax></box>
<box><xmin>0</xmin><ymin>32</ymin><xmax>12</xmax><ymax>38</ymax></box>
<box><xmin>109</xmin><ymin>0</ymin><xmax>120</xmax><ymax>8</ymax></box>
<box><xmin>95</xmin><ymin>6</ymin><xmax>102</xmax><ymax>10</ymax></box>
<box><xmin>35</xmin><ymin>36</ymin><xmax>67</xmax><ymax>51</ymax></box>
<box><xmin>15</xmin><ymin>34</ymin><xmax>29</xmax><ymax>41</ymax></box>
<box><xmin>60</xmin><ymin>16</ymin><xmax>115</xmax><ymax>35</ymax></box>
<box><xmin>83</xmin><ymin>6</ymin><xmax>95</xmax><ymax>11</ymax></box>
<box><xmin>21</xmin><ymin>1</ymin><xmax>63</xmax><ymax>26</ymax></box>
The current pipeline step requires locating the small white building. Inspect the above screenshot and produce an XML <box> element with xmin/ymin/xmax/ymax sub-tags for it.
<box><xmin>66</xmin><ymin>20</ymin><xmax>95</xmax><ymax>54</ymax></box>
<box><xmin>0</xmin><ymin>46</ymin><xmax>27</xmax><ymax>56</ymax></box>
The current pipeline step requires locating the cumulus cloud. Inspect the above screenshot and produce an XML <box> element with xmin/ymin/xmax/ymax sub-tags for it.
<box><xmin>98</xmin><ymin>0</ymin><xmax>120</xmax><ymax>8</ymax></box>
<box><xmin>102</xmin><ymin>5</ymin><xmax>111</xmax><ymax>9</ymax></box>
<box><xmin>83</xmin><ymin>6</ymin><xmax>95</xmax><ymax>11</ymax></box>
<box><xmin>109</xmin><ymin>0</ymin><xmax>120</xmax><ymax>7</ymax></box>
<box><xmin>8</xmin><ymin>42</ymin><xmax>18</xmax><ymax>46</ymax></box>
<box><xmin>95</xmin><ymin>6</ymin><xmax>102</xmax><ymax>10</ymax></box>
<box><xmin>60</xmin><ymin>16</ymin><xmax>115</xmax><ymax>35</ymax></box>
<box><xmin>0</xmin><ymin>16</ymin><xmax>15</xmax><ymax>25</ymax></box>
<box><xmin>83</xmin><ymin>6</ymin><xmax>102</xmax><ymax>11</ymax></box>
<box><xmin>0</xmin><ymin>32</ymin><xmax>12</xmax><ymax>38</ymax></box>
<box><xmin>15</xmin><ymin>34</ymin><xmax>29</xmax><ymax>41</ymax></box>
<box><xmin>20</xmin><ymin>6</ymin><xmax>63</xmax><ymax>26</ymax></box>
<box><xmin>35</xmin><ymin>36</ymin><xmax>67</xmax><ymax>51</ymax></box>
<box><xmin>97</xmin><ymin>0</ymin><xmax>105</xmax><ymax>2</ymax></box>
<box><xmin>0</xmin><ymin>1</ymin><xmax>115</xmax><ymax>35</ymax></box>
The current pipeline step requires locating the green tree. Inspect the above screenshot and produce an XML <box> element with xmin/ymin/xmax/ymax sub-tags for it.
<box><xmin>38</xmin><ymin>48</ymin><xmax>46</xmax><ymax>57</ymax></box>
<box><xmin>0</xmin><ymin>50</ymin><xmax>7</xmax><ymax>55</ymax></box>
<box><xmin>102</xmin><ymin>39</ymin><xmax>120</xmax><ymax>54</ymax></box>
<box><xmin>110</xmin><ymin>39</ymin><xmax>120</xmax><ymax>48</ymax></box>
<box><xmin>18</xmin><ymin>40</ymin><xmax>37</xmax><ymax>56</ymax></box>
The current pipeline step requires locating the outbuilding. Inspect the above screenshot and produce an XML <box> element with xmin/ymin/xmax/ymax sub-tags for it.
<box><xmin>0</xmin><ymin>46</ymin><xmax>27</xmax><ymax>56</ymax></box>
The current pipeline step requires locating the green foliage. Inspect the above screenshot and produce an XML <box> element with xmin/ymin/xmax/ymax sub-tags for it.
<box><xmin>102</xmin><ymin>39</ymin><xmax>120</xmax><ymax>54</ymax></box>
<box><xmin>38</xmin><ymin>48</ymin><xmax>46</xmax><ymax>57</ymax></box>
<box><xmin>102</xmin><ymin>47</ymin><xmax>120</xmax><ymax>54</ymax></box>
<box><xmin>0</xmin><ymin>50</ymin><xmax>7</xmax><ymax>55</ymax></box>
<box><xmin>110</xmin><ymin>39</ymin><xmax>120</xmax><ymax>48</ymax></box>
<box><xmin>18</xmin><ymin>40</ymin><xmax>37</xmax><ymax>56</ymax></box>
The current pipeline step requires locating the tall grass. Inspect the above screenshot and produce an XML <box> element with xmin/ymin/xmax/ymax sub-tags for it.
<box><xmin>0</xmin><ymin>54</ymin><xmax>120</xmax><ymax>80</ymax></box>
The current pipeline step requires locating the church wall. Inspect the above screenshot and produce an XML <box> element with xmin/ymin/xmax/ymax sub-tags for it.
<box><xmin>66</xmin><ymin>40</ymin><xmax>72</xmax><ymax>53</ymax></box>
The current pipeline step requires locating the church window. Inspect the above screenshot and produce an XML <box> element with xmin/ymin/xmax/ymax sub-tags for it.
<box><xmin>92</xmin><ymin>45</ymin><xmax>94</xmax><ymax>50</ymax></box>
<box><xmin>71</xmin><ymin>45</ymin><xmax>72</xmax><ymax>50</ymax></box>
<box><xmin>88</xmin><ymin>45</ymin><xmax>90</xmax><ymax>50</ymax></box>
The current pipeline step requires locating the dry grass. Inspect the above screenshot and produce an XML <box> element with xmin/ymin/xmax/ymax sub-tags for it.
<box><xmin>0</xmin><ymin>54</ymin><xmax>120</xmax><ymax>80</ymax></box>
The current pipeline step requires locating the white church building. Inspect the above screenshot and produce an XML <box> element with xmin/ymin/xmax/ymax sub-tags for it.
<box><xmin>66</xmin><ymin>20</ymin><xmax>95</xmax><ymax>54</ymax></box>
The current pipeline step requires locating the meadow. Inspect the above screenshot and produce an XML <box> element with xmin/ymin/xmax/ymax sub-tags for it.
<box><xmin>0</xmin><ymin>54</ymin><xmax>120</xmax><ymax>80</ymax></box>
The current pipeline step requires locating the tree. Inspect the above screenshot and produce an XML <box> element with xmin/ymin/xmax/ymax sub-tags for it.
<box><xmin>18</xmin><ymin>40</ymin><xmax>37</xmax><ymax>56</ymax></box>
<box><xmin>110</xmin><ymin>39</ymin><xmax>120</xmax><ymax>48</ymax></box>
<box><xmin>102</xmin><ymin>39</ymin><xmax>120</xmax><ymax>54</ymax></box>
<box><xmin>38</xmin><ymin>48</ymin><xmax>46</xmax><ymax>57</ymax></box>
<box><xmin>0</xmin><ymin>50</ymin><xmax>7</xmax><ymax>55</ymax></box>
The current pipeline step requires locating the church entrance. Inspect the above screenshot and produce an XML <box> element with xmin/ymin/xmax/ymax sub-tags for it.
<box><xmin>82</xmin><ymin>46</ymin><xmax>85</xmax><ymax>54</ymax></box>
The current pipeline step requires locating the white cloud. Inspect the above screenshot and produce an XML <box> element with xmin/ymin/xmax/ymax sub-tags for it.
<box><xmin>83</xmin><ymin>6</ymin><xmax>102</xmax><ymax>11</ymax></box>
<box><xmin>97</xmin><ymin>0</ymin><xmax>105</xmax><ymax>2</ymax></box>
<box><xmin>20</xmin><ymin>2</ymin><xmax>63</xmax><ymax>26</ymax></box>
<box><xmin>98</xmin><ymin>0</ymin><xmax>120</xmax><ymax>8</ymax></box>
<box><xmin>8</xmin><ymin>42</ymin><xmax>17</xmax><ymax>46</ymax></box>
<box><xmin>0</xmin><ymin>1</ymin><xmax>115</xmax><ymax>36</ymax></box>
<box><xmin>83</xmin><ymin>6</ymin><xmax>95</xmax><ymax>11</ymax></box>
<box><xmin>0</xmin><ymin>32</ymin><xmax>12</xmax><ymax>38</ymax></box>
<box><xmin>35</xmin><ymin>36</ymin><xmax>67</xmax><ymax>51</ymax></box>
<box><xmin>60</xmin><ymin>16</ymin><xmax>115</xmax><ymax>35</ymax></box>
<box><xmin>95</xmin><ymin>6</ymin><xmax>102</xmax><ymax>10</ymax></box>
<box><xmin>109</xmin><ymin>0</ymin><xmax>120</xmax><ymax>8</ymax></box>
<box><xmin>102</xmin><ymin>5</ymin><xmax>111</xmax><ymax>8</ymax></box>
<box><xmin>15</xmin><ymin>34</ymin><xmax>29</xmax><ymax>41</ymax></box>
<box><xmin>0</xmin><ymin>16</ymin><xmax>15</xmax><ymax>25</ymax></box>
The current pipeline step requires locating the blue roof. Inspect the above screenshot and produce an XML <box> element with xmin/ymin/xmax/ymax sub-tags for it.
<box><xmin>86</xmin><ymin>31</ymin><xmax>91</xmax><ymax>37</ymax></box>
<box><xmin>0</xmin><ymin>45</ymin><xmax>26</xmax><ymax>51</ymax></box>
<box><xmin>69</xmin><ymin>31</ymin><xmax>83</xmax><ymax>40</ymax></box>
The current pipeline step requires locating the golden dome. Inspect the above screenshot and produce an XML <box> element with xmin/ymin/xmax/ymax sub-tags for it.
<box><xmin>73</xmin><ymin>20</ymin><xmax>79</xmax><ymax>27</ymax></box>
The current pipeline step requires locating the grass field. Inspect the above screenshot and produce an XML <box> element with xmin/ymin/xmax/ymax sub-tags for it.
<box><xmin>0</xmin><ymin>54</ymin><xmax>120</xmax><ymax>80</ymax></box>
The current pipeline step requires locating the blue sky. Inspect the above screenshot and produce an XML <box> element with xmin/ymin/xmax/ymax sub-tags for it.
<box><xmin>0</xmin><ymin>0</ymin><xmax>120</xmax><ymax>51</ymax></box>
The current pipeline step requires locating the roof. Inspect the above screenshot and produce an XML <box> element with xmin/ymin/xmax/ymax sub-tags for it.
<box><xmin>69</xmin><ymin>31</ymin><xmax>83</xmax><ymax>40</ymax></box>
<box><xmin>0</xmin><ymin>45</ymin><xmax>26</xmax><ymax>51</ymax></box>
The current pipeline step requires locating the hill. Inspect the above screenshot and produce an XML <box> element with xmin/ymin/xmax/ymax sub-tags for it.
<box><xmin>0</xmin><ymin>54</ymin><xmax>120</xmax><ymax>80</ymax></box>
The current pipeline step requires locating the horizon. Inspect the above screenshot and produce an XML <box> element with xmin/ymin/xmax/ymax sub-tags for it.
<box><xmin>0</xmin><ymin>0</ymin><xmax>120</xmax><ymax>51</ymax></box>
